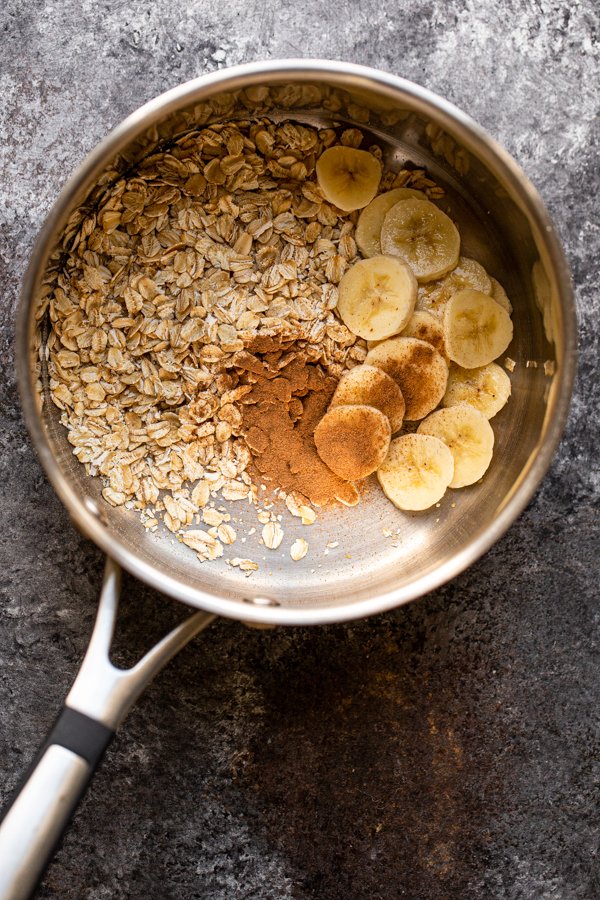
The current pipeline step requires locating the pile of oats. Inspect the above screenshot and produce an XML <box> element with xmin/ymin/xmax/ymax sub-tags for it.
<box><xmin>47</xmin><ymin>118</ymin><xmax>440</xmax><ymax>567</ymax></box>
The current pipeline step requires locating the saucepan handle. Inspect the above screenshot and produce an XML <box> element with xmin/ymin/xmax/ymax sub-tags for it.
<box><xmin>0</xmin><ymin>559</ymin><xmax>215</xmax><ymax>900</ymax></box>
<box><xmin>0</xmin><ymin>708</ymin><xmax>113</xmax><ymax>899</ymax></box>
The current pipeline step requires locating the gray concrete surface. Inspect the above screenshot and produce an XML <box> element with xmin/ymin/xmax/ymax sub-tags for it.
<box><xmin>0</xmin><ymin>1</ymin><xmax>599</xmax><ymax>898</ymax></box>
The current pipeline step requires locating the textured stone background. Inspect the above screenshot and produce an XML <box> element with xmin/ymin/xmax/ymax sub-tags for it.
<box><xmin>0</xmin><ymin>1</ymin><xmax>599</xmax><ymax>898</ymax></box>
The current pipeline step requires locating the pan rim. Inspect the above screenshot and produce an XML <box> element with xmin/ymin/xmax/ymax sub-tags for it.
<box><xmin>16</xmin><ymin>59</ymin><xmax>577</xmax><ymax>625</ymax></box>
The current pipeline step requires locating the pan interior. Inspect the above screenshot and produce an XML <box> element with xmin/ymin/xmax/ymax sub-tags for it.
<box><xmin>26</xmin><ymin>71</ymin><xmax>568</xmax><ymax>616</ymax></box>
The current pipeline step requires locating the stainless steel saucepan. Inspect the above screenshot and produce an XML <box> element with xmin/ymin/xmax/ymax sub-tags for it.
<box><xmin>0</xmin><ymin>60</ymin><xmax>576</xmax><ymax>898</ymax></box>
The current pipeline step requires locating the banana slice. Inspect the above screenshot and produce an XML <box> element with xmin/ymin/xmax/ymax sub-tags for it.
<box><xmin>356</xmin><ymin>188</ymin><xmax>425</xmax><ymax>257</ymax></box>
<box><xmin>337</xmin><ymin>256</ymin><xmax>417</xmax><ymax>340</ymax></box>
<box><xmin>489</xmin><ymin>277</ymin><xmax>513</xmax><ymax>313</ymax></box>
<box><xmin>417</xmin><ymin>405</ymin><xmax>494</xmax><ymax>488</ymax></box>
<box><xmin>377</xmin><ymin>433</ymin><xmax>455</xmax><ymax>511</ymax></box>
<box><xmin>401</xmin><ymin>311</ymin><xmax>447</xmax><ymax>359</ymax></box>
<box><xmin>416</xmin><ymin>257</ymin><xmax>492</xmax><ymax>316</ymax></box>
<box><xmin>380</xmin><ymin>198</ymin><xmax>460</xmax><ymax>282</ymax></box>
<box><xmin>443</xmin><ymin>362</ymin><xmax>511</xmax><ymax>419</ymax></box>
<box><xmin>316</xmin><ymin>146</ymin><xmax>382</xmax><ymax>211</ymax></box>
<box><xmin>365</xmin><ymin>337</ymin><xmax>448</xmax><ymax>420</ymax></box>
<box><xmin>444</xmin><ymin>289</ymin><xmax>513</xmax><ymax>368</ymax></box>
<box><xmin>314</xmin><ymin>405</ymin><xmax>391</xmax><ymax>481</ymax></box>
<box><xmin>330</xmin><ymin>364</ymin><xmax>405</xmax><ymax>433</ymax></box>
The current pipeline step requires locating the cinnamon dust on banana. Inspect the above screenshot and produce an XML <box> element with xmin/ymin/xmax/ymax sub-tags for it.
<box><xmin>234</xmin><ymin>337</ymin><xmax>358</xmax><ymax>507</ymax></box>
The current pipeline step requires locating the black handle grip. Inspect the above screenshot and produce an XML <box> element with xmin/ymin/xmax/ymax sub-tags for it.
<box><xmin>0</xmin><ymin>707</ymin><xmax>114</xmax><ymax>899</ymax></box>
<box><xmin>45</xmin><ymin>707</ymin><xmax>114</xmax><ymax>769</ymax></box>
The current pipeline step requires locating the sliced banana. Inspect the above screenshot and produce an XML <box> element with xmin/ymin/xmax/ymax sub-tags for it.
<box><xmin>443</xmin><ymin>362</ymin><xmax>511</xmax><ymax>419</ymax></box>
<box><xmin>453</xmin><ymin>257</ymin><xmax>492</xmax><ymax>293</ymax></box>
<box><xmin>401</xmin><ymin>311</ymin><xmax>447</xmax><ymax>359</ymax></box>
<box><xmin>380</xmin><ymin>198</ymin><xmax>460</xmax><ymax>282</ymax></box>
<box><xmin>314</xmin><ymin>405</ymin><xmax>391</xmax><ymax>481</ymax></box>
<box><xmin>330</xmin><ymin>364</ymin><xmax>405</xmax><ymax>433</ymax></box>
<box><xmin>356</xmin><ymin>188</ymin><xmax>425</xmax><ymax>258</ymax></box>
<box><xmin>316</xmin><ymin>146</ymin><xmax>381</xmax><ymax>211</ymax></box>
<box><xmin>377</xmin><ymin>433</ymin><xmax>455</xmax><ymax>511</ymax></box>
<box><xmin>365</xmin><ymin>337</ymin><xmax>448</xmax><ymax>420</ymax></box>
<box><xmin>444</xmin><ymin>289</ymin><xmax>513</xmax><ymax>368</ymax></box>
<box><xmin>417</xmin><ymin>405</ymin><xmax>494</xmax><ymax>488</ymax></box>
<box><xmin>337</xmin><ymin>256</ymin><xmax>417</xmax><ymax>340</ymax></box>
<box><xmin>489</xmin><ymin>277</ymin><xmax>513</xmax><ymax>313</ymax></box>
<box><xmin>416</xmin><ymin>257</ymin><xmax>492</xmax><ymax>316</ymax></box>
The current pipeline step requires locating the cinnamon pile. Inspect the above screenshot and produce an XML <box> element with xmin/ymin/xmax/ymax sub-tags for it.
<box><xmin>232</xmin><ymin>336</ymin><xmax>359</xmax><ymax>507</ymax></box>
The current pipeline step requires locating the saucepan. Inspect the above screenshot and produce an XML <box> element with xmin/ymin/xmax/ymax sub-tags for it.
<box><xmin>1</xmin><ymin>60</ymin><xmax>576</xmax><ymax>898</ymax></box>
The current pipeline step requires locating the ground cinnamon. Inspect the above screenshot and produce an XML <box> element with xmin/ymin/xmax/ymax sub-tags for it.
<box><xmin>235</xmin><ymin>338</ymin><xmax>359</xmax><ymax>507</ymax></box>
